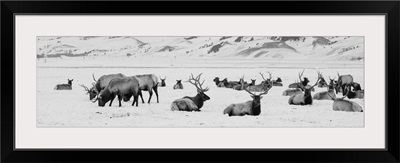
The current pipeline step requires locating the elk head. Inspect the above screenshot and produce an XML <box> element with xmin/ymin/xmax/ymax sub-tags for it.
<box><xmin>298</xmin><ymin>69</ymin><xmax>321</xmax><ymax>96</ymax></box>
<box><xmin>160</xmin><ymin>76</ymin><xmax>166</xmax><ymax>86</ymax></box>
<box><xmin>176</xmin><ymin>80</ymin><xmax>182</xmax><ymax>84</ymax></box>
<box><xmin>80</xmin><ymin>84</ymin><xmax>97</xmax><ymax>100</ymax></box>
<box><xmin>250</xmin><ymin>79</ymin><xmax>256</xmax><ymax>85</ymax></box>
<box><xmin>188</xmin><ymin>73</ymin><xmax>210</xmax><ymax>101</ymax></box>
<box><xmin>276</xmin><ymin>77</ymin><xmax>282</xmax><ymax>83</ymax></box>
<box><xmin>68</xmin><ymin>79</ymin><xmax>73</xmax><ymax>85</ymax></box>
<box><xmin>298</xmin><ymin>69</ymin><xmax>310</xmax><ymax>86</ymax></box>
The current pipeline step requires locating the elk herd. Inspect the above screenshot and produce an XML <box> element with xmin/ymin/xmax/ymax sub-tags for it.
<box><xmin>55</xmin><ymin>68</ymin><xmax>364</xmax><ymax>118</ymax></box>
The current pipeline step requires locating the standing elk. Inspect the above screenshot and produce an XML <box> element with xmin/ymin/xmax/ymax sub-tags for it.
<box><xmin>55</xmin><ymin>79</ymin><xmax>73</xmax><ymax>90</ymax></box>
<box><xmin>336</xmin><ymin>72</ymin><xmax>354</xmax><ymax>96</ymax></box>
<box><xmin>173</xmin><ymin>80</ymin><xmax>184</xmax><ymax>89</ymax></box>
<box><xmin>91</xmin><ymin>73</ymin><xmax>126</xmax><ymax>98</ymax></box>
<box><xmin>171</xmin><ymin>73</ymin><xmax>210</xmax><ymax>111</ymax></box>
<box><xmin>288</xmin><ymin>70</ymin><xmax>321</xmax><ymax>105</ymax></box>
<box><xmin>92</xmin><ymin>76</ymin><xmax>140</xmax><ymax>107</ymax></box>
<box><xmin>135</xmin><ymin>74</ymin><xmax>159</xmax><ymax>104</ymax></box>
<box><xmin>159</xmin><ymin>76</ymin><xmax>166</xmax><ymax>87</ymax></box>
<box><xmin>223</xmin><ymin>83</ymin><xmax>272</xmax><ymax>116</ymax></box>
<box><xmin>246</xmin><ymin>72</ymin><xmax>273</xmax><ymax>92</ymax></box>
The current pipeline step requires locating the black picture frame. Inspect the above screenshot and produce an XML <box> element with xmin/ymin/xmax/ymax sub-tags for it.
<box><xmin>2</xmin><ymin>1</ymin><xmax>399</xmax><ymax>162</ymax></box>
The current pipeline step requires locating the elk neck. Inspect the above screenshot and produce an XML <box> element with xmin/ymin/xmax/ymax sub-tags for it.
<box><xmin>304</xmin><ymin>90</ymin><xmax>313</xmax><ymax>104</ymax></box>
<box><xmin>251</xmin><ymin>99</ymin><xmax>261</xmax><ymax>116</ymax></box>
<box><xmin>190</xmin><ymin>93</ymin><xmax>206</xmax><ymax>109</ymax></box>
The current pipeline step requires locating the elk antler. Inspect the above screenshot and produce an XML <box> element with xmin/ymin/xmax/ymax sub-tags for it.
<box><xmin>188</xmin><ymin>73</ymin><xmax>209</xmax><ymax>92</ymax></box>
<box><xmin>92</xmin><ymin>73</ymin><xmax>97</xmax><ymax>82</ymax></box>
<box><xmin>310</xmin><ymin>70</ymin><xmax>322</xmax><ymax>88</ymax></box>
<box><xmin>79</xmin><ymin>84</ymin><xmax>90</xmax><ymax>93</ymax></box>
<box><xmin>298</xmin><ymin>69</ymin><xmax>306</xmax><ymax>89</ymax></box>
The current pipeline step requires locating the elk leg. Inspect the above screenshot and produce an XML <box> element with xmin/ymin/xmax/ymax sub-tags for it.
<box><xmin>153</xmin><ymin>86</ymin><xmax>159</xmax><ymax>103</ymax></box>
<box><xmin>139</xmin><ymin>90</ymin><xmax>145</xmax><ymax>103</ymax></box>
<box><xmin>117</xmin><ymin>95</ymin><xmax>122</xmax><ymax>107</ymax></box>
<box><xmin>109</xmin><ymin>94</ymin><xmax>116</xmax><ymax>107</ymax></box>
<box><xmin>133</xmin><ymin>95</ymin><xmax>139</xmax><ymax>107</ymax></box>
<box><xmin>147</xmin><ymin>90</ymin><xmax>153</xmax><ymax>103</ymax></box>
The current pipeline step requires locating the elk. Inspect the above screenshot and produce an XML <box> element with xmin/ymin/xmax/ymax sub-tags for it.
<box><xmin>54</xmin><ymin>79</ymin><xmax>73</xmax><ymax>90</ymax></box>
<box><xmin>171</xmin><ymin>73</ymin><xmax>210</xmax><ymax>111</ymax></box>
<box><xmin>282</xmin><ymin>88</ymin><xmax>302</xmax><ymax>96</ymax></box>
<box><xmin>288</xmin><ymin>70</ymin><xmax>321</xmax><ymax>105</ymax></box>
<box><xmin>246</xmin><ymin>72</ymin><xmax>273</xmax><ymax>92</ymax></box>
<box><xmin>346</xmin><ymin>89</ymin><xmax>364</xmax><ymax>99</ymax></box>
<box><xmin>220</xmin><ymin>78</ymin><xmax>239</xmax><ymax>88</ymax></box>
<box><xmin>213</xmin><ymin>77</ymin><xmax>222</xmax><ymax>87</ymax></box>
<box><xmin>312</xmin><ymin>83</ymin><xmax>336</xmax><ymax>100</ymax></box>
<box><xmin>135</xmin><ymin>74</ymin><xmax>159</xmax><ymax>104</ymax></box>
<box><xmin>173</xmin><ymin>80</ymin><xmax>183</xmax><ymax>89</ymax></box>
<box><xmin>317</xmin><ymin>77</ymin><xmax>328</xmax><ymax>88</ymax></box>
<box><xmin>92</xmin><ymin>76</ymin><xmax>140</xmax><ymax>107</ymax></box>
<box><xmin>272</xmin><ymin>77</ymin><xmax>283</xmax><ymax>86</ymax></box>
<box><xmin>233</xmin><ymin>75</ymin><xmax>248</xmax><ymax>90</ymax></box>
<box><xmin>288</xmin><ymin>76</ymin><xmax>310</xmax><ymax>89</ymax></box>
<box><xmin>336</xmin><ymin>72</ymin><xmax>354</xmax><ymax>96</ymax></box>
<box><xmin>223</xmin><ymin>83</ymin><xmax>272</xmax><ymax>116</ymax></box>
<box><xmin>159</xmin><ymin>76</ymin><xmax>166</xmax><ymax>87</ymax></box>
<box><xmin>327</xmin><ymin>93</ymin><xmax>363</xmax><ymax>112</ymax></box>
<box><xmin>92</xmin><ymin>73</ymin><xmax>126</xmax><ymax>95</ymax></box>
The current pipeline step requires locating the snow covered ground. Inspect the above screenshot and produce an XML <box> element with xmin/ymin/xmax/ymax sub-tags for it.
<box><xmin>36</xmin><ymin>57</ymin><xmax>364</xmax><ymax>128</ymax></box>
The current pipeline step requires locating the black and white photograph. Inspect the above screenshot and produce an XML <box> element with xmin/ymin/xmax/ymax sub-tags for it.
<box><xmin>37</xmin><ymin>36</ymin><xmax>365</xmax><ymax>127</ymax></box>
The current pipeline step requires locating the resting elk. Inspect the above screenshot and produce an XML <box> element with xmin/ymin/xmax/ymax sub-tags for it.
<box><xmin>220</xmin><ymin>78</ymin><xmax>239</xmax><ymax>88</ymax></box>
<box><xmin>272</xmin><ymin>77</ymin><xmax>283</xmax><ymax>86</ymax></box>
<box><xmin>282</xmin><ymin>88</ymin><xmax>302</xmax><ymax>96</ymax></box>
<box><xmin>135</xmin><ymin>74</ymin><xmax>159</xmax><ymax>104</ymax></box>
<box><xmin>213</xmin><ymin>77</ymin><xmax>223</xmax><ymax>87</ymax></box>
<box><xmin>328</xmin><ymin>94</ymin><xmax>363</xmax><ymax>112</ymax></box>
<box><xmin>312</xmin><ymin>82</ymin><xmax>336</xmax><ymax>100</ymax></box>
<box><xmin>55</xmin><ymin>79</ymin><xmax>73</xmax><ymax>90</ymax></box>
<box><xmin>223</xmin><ymin>83</ymin><xmax>272</xmax><ymax>116</ymax></box>
<box><xmin>171</xmin><ymin>73</ymin><xmax>210</xmax><ymax>111</ymax></box>
<box><xmin>92</xmin><ymin>76</ymin><xmax>140</xmax><ymax>107</ymax></box>
<box><xmin>233</xmin><ymin>75</ymin><xmax>248</xmax><ymax>90</ymax></box>
<box><xmin>246</xmin><ymin>72</ymin><xmax>273</xmax><ymax>92</ymax></box>
<box><xmin>317</xmin><ymin>76</ymin><xmax>328</xmax><ymax>88</ymax></box>
<box><xmin>173</xmin><ymin>80</ymin><xmax>183</xmax><ymax>89</ymax></box>
<box><xmin>288</xmin><ymin>70</ymin><xmax>321</xmax><ymax>105</ymax></box>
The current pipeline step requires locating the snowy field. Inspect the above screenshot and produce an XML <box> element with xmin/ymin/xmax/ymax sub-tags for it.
<box><xmin>36</xmin><ymin>58</ymin><xmax>364</xmax><ymax>128</ymax></box>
